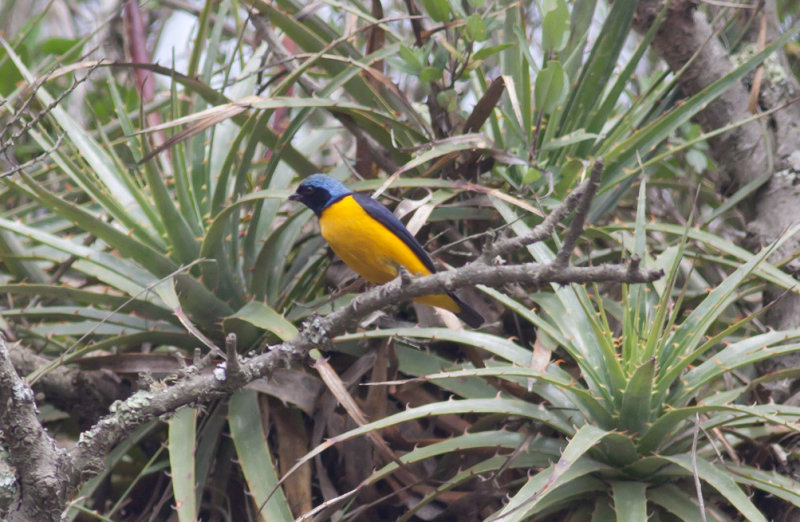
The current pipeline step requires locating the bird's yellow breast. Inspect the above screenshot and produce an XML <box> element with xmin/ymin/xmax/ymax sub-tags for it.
<box><xmin>319</xmin><ymin>195</ymin><xmax>431</xmax><ymax>284</ymax></box>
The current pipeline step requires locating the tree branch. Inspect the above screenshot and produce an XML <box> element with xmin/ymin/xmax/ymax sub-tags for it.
<box><xmin>66</xmin><ymin>258</ymin><xmax>661</xmax><ymax>484</ymax></box>
<box><xmin>483</xmin><ymin>160</ymin><xmax>602</xmax><ymax>261</ymax></box>
<box><xmin>554</xmin><ymin>160</ymin><xmax>603</xmax><ymax>266</ymax></box>
<box><xmin>0</xmin><ymin>336</ymin><xmax>77</xmax><ymax>522</ymax></box>
<box><xmin>8</xmin><ymin>341</ymin><xmax>128</xmax><ymax>426</ymax></box>
<box><xmin>635</xmin><ymin>0</ymin><xmax>800</xmax><ymax>376</ymax></box>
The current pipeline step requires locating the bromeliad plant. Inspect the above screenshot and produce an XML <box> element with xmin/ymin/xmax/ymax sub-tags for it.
<box><xmin>485</xmin><ymin>183</ymin><xmax>800</xmax><ymax>520</ymax></box>
<box><xmin>0</xmin><ymin>0</ymin><xmax>799</xmax><ymax>519</ymax></box>
<box><xmin>0</xmin><ymin>36</ymin><xmax>308</xmax><ymax>521</ymax></box>
<box><xmin>285</xmin><ymin>180</ymin><xmax>800</xmax><ymax>521</ymax></box>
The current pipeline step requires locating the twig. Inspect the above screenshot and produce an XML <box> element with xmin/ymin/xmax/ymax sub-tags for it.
<box><xmin>0</xmin><ymin>60</ymin><xmax>101</xmax><ymax>159</ymax></box>
<box><xmin>0</xmin><ymin>135</ymin><xmax>64</xmax><ymax>179</ymax></box>
<box><xmin>250</xmin><ymin>9</ymin><xmax>400</xmax><ymax>172</ymax></box>
<box><xmin>482</xmin><ymin>160</ymin><xmax>601</xmax><ymax>261</ymax></box>
<box><xmin>555</xmin><ymin>160</ymin><xmax>603</xmax><ymax>266</ymax></box>
<box><xmin>692</xmin><ymin>413</ymin><xmax>707</xmax><ymax>522</ymax></box>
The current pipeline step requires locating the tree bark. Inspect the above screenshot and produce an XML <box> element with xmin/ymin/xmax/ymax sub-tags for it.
<box><xmin>635</xmin><ymin>0</ymin><xmax>800</xmax><ymax>377</ymax></box>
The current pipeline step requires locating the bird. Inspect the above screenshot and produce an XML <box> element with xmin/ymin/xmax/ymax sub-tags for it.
<box><xmin>290</xmin><ymin>174</ymin><xmax>484</xmax><ymax>328</ymax></box>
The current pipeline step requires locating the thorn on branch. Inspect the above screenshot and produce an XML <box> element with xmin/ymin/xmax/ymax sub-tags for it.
<box><xmin>191</xmin><ymin>346</ymin><xmax>214</xmax><ymax>371</ymax></box>
<box><xmin>627</xmin><ymin>255</ymin><xmax>664</xmax><ymax>282</ymax></box>
<box><xmin>214</xmin><ymin>333</ymin><xmax>247</xmax><ymax>391</ymax></box>
<box><xmin>192</xmin><ymin>348</ymin><xmax>203</xmax><ymax>366</ymax></box>
<box><xmin>398</xmin><ymin>265</ymin><xmax>414</xmax><ymax>286</ymax></box>
<box><xmin>224</xmin><ymin>333</ymin><xmax>244</xmax><ymax>388</ymax></box>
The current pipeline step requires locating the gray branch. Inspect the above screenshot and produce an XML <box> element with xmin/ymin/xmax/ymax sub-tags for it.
<box><xmin>8</xmin><ymin>341</ymin><xmax>128</xmax><ymax>424</ymax></box>
<box><xmin>0</xmin><ymin>337</ymin><xmax>77</xmax><ymax>522</ymax></box>
<box><xmin>67</xmin><ymin>257</ymin><xmax>660</xmax><ymax>487</ymax></box>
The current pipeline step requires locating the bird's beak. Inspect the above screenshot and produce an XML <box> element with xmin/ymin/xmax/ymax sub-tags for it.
<box><xmin>289</xmin><ymin>192</ymin><xmax>300</xmax><ymax>201</ymax></box>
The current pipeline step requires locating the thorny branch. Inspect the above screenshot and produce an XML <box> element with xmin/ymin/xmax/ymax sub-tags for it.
<box><xmin>0</xmin><ymin>59</ymin><xmax>101</xmax><ymax>179</ymax></box>
<box><xmin>0</xmin><ymin>59</ymin><xmax>101</xmax><ymax>160</ymax></box>
<box><xmin>0</xmin><ymin>159</ymin><xmax>663</xmax><ymax>521</ymax></box>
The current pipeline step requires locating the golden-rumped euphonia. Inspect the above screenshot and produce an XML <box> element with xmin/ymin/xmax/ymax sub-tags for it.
<box><xmin>290</xmin><ymin>174</ymin><xmax>483</xmax><ymax>328</ymax></box>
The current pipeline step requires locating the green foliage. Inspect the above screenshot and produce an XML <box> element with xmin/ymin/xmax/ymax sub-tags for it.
<box><xmin>0</xmin><ymin>0</ymin><xmax>798</xmax><ymax>520</ymax></box>
<box><xmin>310</xmin><ymin>182</ymin><xmax>800</xmax><ymax>520</ymax></box>
<box><xmin>535</xmin><ymin>60</ymin><xmax>568</xmax><ymax>115</ymax></box>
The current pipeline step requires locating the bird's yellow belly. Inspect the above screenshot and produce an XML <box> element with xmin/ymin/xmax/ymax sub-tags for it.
<box><xmin>318</xmin><ymin>195</ymin><xmax>461</xmax><ymax>314</ymax></box>
<box><xmin>319</xmin><ymin>196</ymin><xmax>430</xmax><ymax>284</ymax></box>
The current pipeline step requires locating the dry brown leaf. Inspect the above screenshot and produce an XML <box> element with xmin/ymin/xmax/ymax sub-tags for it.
<box><xmin>273</xmin><ymin>402</ymin><xmax>312</xmax><ymax>517</ymax></box>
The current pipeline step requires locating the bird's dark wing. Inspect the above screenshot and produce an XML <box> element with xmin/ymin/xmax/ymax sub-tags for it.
<box><xmin>352</xmin><ymin>192</ymin><xmax>437</xmax><ymax>274</ymax></box>
<box><xmin>354</xmin><ymin>193</ymin><xmax>484</xmax><ymax>328</ymax></box>
<box><xmin>449</xmin><ymin>294</ymin><xmax>484</xmax><ymax>328</ymax></box>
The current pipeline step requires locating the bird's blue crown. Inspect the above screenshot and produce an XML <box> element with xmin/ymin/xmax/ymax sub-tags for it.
<box><xmin>301</xmin><ymin>174</ymin><xmax>352</xmax><ymax>200</ymax></box>
<box><xmin>290</xmin><ymin>173</ymin><xmax>353</xmax><ymax>215</ymax></box>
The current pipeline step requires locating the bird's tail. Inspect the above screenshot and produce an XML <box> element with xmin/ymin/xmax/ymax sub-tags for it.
<box><xmin>450</xmin><ymin>294</ymin><xmax>484</xmax><ymax>328</ymax></box>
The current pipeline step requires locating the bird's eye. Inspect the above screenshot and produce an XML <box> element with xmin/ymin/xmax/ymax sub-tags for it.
<box><xmin>300</xmin><ymin>185</ymin><xmax>313</xmax><ymax>194</ymax></box>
